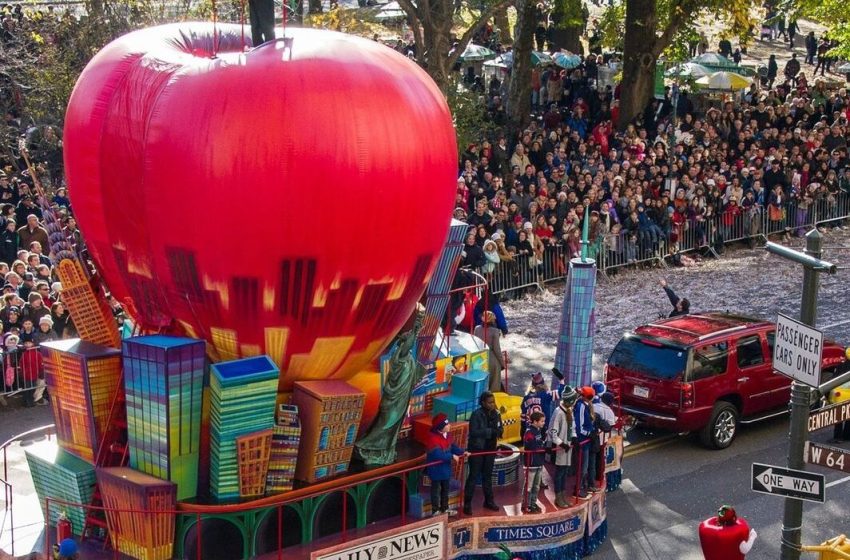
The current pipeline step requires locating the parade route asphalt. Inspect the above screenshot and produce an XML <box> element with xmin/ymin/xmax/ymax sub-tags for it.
<box><xmin>596</xmin><ymin>415</ymin><xmax>850</xmax><ymax>559</ymax></box>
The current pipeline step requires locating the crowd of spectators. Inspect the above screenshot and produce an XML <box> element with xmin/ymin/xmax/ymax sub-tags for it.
<box><xmin>453</xmin><ymin>42</ymin><xmax>850</xmax><ymax>282</ymax></box>
<box><xmin>0</xmin><ymin>3</ymin><xmax>98</xmax><ymax>407</ymax></box>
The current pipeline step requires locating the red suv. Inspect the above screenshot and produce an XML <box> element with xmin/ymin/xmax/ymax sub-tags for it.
<box><xmin>604</xmin><ymin>313</ymin><xmax>848</xmax><ymax>449</ymax></box>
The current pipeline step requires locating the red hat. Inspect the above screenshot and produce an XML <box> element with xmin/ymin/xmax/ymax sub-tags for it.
<box><xmin>580</xmin><ymin>386</ymin><xmax>595</xmax><ymax>399</ymax></box>
<box><xmin>432</xmin><ymin>413</ymin><xmax>450</xmax><ymax>430</ymax></box>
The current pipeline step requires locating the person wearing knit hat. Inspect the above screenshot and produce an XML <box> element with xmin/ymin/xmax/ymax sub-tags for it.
<box><xmin>57</xmin><ymin>537</ymin><xmax>79</xmax><ymax>559</ymax></box>
<box><xmin>549</xmin><ymin>385</ymin><xmax>578</xmax><ymax>507</ymax></box>
<box><xmin>560</xmin><ymin>385</ymin><xmax>579</xmax><ymax>406</ymax></box>
<box><xmin>574</xmin><ymin>386</ymin><xmax>598</xmax><ymax>496</ymax></box>
<box><xmin>34</xmin><ymin>314</ymin><xmax>57</xmax><ymax>346</ymax></box>
<box><xmin>591</xmin><ymin>381</ymin><xmax>606</xmax><ymax>403</ymax></box>
<box><xmin>521</xmin><ymin>367</ymin><xmax>566</xmax><ymax>434</ymax></box>
<box><xmin>522</xmin><ymin>411</ymin><xmax>547</xmax><ymax>514</ymax></box>
<box><xmin>592</xmin><ymin>392</ymin><xmax>619</xmax><ymax>490</ymax></box>
<box><xmin>425</xmin><ymin>413</ymin><xmax>467</xmax><ymax>516</ymax></box>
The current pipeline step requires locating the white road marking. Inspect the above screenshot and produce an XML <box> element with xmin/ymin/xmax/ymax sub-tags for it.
<box><xmin>826</xmin><ymin>474</ymin><xmax>850</xmax><ymax>488</ymax></box>
<box><xmin>819</xmin><ymin>319</ymin><xmax>850</xmax><ymax>330</ymax></box>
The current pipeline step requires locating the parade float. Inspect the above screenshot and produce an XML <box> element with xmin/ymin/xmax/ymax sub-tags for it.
<box><xmin>12</xmin><ymin>22</ymin><xmax>623</xmax><ymax>560</ymax></box>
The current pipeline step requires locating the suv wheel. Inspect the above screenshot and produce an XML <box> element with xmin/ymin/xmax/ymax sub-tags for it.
<box><xmin>700</xmin><ymin>402</ymin><xmax>739</xmax><ymax>449</ymax></box>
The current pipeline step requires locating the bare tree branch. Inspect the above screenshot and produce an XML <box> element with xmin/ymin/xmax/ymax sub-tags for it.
<box><xmin>652</xmin><ymin>0</ymin><xmax>698</xmax><ymax>57</ymax></box>
<box><xmin>446</xmin><ymin>0</ymin><xmax>515</xmax><ymax>68</ymax></box>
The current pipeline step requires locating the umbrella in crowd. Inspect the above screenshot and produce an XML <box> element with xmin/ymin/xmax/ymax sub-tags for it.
<box><xmin>458</xmin><ymin>43</ymin><xmax>497</xmax><ymax>62</ymax></box>
<box><xmin>374</xmin><ymin>1</ymin><xmax>405</xmax><ymax>21</ymax></box>
<box><xmin>691</xmin><ymin>53</ymin><xmax>737</xmax><ymax>67</ymax></box>
<box><xmin>696</xmin><ymin>71</ymin><xmax>753</xmax><ymax>90</ymax></box>
<box><xmin>665</xmin><ymin>62</ymin><xmax>713</xmax><ymax>79</ymax></box>
<box><xmin>553</xmin><ymin>51</ymin><xmax>581</xmax><ymax>69</ymax></box>
<box><xmin>485</xmin><ymin>50</ymin><xmax>554</xmax><ymax>68</ymax></box>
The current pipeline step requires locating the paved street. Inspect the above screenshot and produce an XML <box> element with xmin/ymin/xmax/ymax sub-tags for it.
<box><xmin>596</xmin><ymin>417</ymin><xmax>850</xmax><ymax>559</ymax></box>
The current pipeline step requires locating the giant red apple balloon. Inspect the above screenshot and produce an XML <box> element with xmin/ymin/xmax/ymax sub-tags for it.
<box><xmin>64</xmin><ymin>23</ymin><xmax>458</xmax><ymax>390</ymax></box>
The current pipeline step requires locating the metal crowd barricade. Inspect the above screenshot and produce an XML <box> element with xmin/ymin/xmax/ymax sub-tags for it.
<box><xmin>488</xmin><ymin>255</ymin><xmax>545</xmax><ymax>295</ymax></box>
<box><xmin>489</xmin><ymin>193</ymin><xmax>850</xmax><ymax>289</ymax></box>
<box><xmin>0</xmin><ymin>347</ymin><xmax>44</xmax><ymax>401</ymax></box>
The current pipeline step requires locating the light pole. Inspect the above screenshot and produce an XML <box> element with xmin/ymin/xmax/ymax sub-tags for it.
<box><xmin>765</xmin><ymin>229</ymin><xmax>837</xmax><ymax>560</ymax></box>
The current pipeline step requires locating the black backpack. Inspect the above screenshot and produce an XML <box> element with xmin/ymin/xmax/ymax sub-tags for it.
<box><xmin>594</xmin><ymin>415</ymin><xmax>613</xmax><ymax>433</ymax></box>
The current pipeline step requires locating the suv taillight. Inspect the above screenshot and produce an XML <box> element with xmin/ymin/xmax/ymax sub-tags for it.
<box><xmin>680</xmin><ymin>382</ymin><xmax>694</xmax><ymax>408</ymax></box>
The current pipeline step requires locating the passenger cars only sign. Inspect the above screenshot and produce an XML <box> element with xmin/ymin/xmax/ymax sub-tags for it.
<box><xmin>773</xmin><ymin>314</ymin><xmax>823</xmax><ymax>388</ymax></box>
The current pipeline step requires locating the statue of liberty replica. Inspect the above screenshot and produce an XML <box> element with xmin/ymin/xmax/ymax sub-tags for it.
<box><xmin>354</xmin><ymin>306</ymin><xmax>425</xmax><ymax>466</ymax></box>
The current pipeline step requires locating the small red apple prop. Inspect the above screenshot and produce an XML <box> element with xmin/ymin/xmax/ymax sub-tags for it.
<box><xmin>64</xmin><ymin>23</ymin><xmax>458</xmax><ymax>390</ymax></box>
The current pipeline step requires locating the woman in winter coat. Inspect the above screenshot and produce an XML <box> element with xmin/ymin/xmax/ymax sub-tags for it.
<box><xmin>481</xmin><ymin>240</ymin><xmax>501</xmax><ymax>274</ymax></box>
<box><xmin>473</xmin><ymin>311</ymin><xmax>506</xmax><ymax>393</ymax></box>
<box><xmin>50</xmin><ymin>302</ymin><xmax>75</xmax><ymax>339</ymax></box>
<box><xmin>548</xmin><ymin>387</ymin><xmax>578</xmax><ymax>508</ymax></box>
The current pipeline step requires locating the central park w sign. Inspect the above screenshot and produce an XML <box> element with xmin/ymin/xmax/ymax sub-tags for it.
<box><xmin>808</xmin><ymin>401</ymin><xmax>850</xmax><ymax>432</ymax></box>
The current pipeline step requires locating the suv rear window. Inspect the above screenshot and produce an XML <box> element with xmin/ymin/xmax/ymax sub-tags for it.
<box><xmin>608</xmin><ymin>337</ymin><xmax>688</xmax><ymax>380</ymax></box>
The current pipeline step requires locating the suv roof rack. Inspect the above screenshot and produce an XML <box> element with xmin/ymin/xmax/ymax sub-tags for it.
<box><xmin>696</xmin><ymin>324</ymin><xmax>750</xmax><ymax>341</ymax></box>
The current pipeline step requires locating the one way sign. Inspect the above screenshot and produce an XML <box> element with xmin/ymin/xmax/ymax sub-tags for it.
<box><xmin>751</xmin><ymin>463</ymin><xmax>825</xmax><ymax>503</ymax></box>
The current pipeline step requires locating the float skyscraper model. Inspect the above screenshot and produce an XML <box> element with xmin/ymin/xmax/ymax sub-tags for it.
<box><xmin>554</xmin><ymin>208</ymin><xmax>598</xmax><ymax>388</ymax></box>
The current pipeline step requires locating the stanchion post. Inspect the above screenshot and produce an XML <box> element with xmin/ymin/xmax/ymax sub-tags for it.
<box><xmin>766</xmin><ymin>230</ymin><xmax>836</xmax><ymax>560</ymax></box>
<box><xmin>277</xmin><ymin>504</ymin><xmax>283</xmax><ymax>560</ymax></box>
<box><xmin>196</xmin><ymin>512</ymin><xmax>201</xmax><ymax>560</ymax></box>
<box><xmin>400</xmin><ymin>475</ymin><xmax>407</xmax><ymax>524</ymax></box>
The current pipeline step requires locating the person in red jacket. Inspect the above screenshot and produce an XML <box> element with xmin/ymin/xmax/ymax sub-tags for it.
<box><xmin>19</xmin><ymin>339</ymin><xmax>45</xmax><ymax>407</ymax></box>
<box><xmin>425</xmin><ymin>413</ymin><xmax>468</xmax><ymax>516</ymax></box>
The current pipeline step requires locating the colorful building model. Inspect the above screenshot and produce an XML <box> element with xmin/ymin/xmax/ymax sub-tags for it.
<box><xmin>416</xmin><ymin>218</ymin><xmax>468</xmax><ymax>364</ymax></box>
<box><xmin>55</xmin><ymin>259</ymin><xmax>121</xmax><ymax>349</ymax></box>
<box><xmin>236</xmin><ymin>429</ymin><xmax>273</xmax><ymax>498</ymax></box>
<box><xmin>26</xmin><ymin>445</ymin><xmax>96</xmax><ymax>535</ymax></box>
<box><xmin>209</xmin><ymin>356</ymin><xmax>278</xmax><ymax>501</ymax></box>
<box><xmin>96</xmin><ymin>467</ymin><xmax>177</xmax><ymax>560</ymax></box>
<box><xmin>40</xmin><ymin>339</ymin><xmax>123</xmax><ymax>463</ymax></box>
<box><xmin>122</xmin><ymin>336</ymin><xmax>206</xmax><ymax>501</ymax></box>
<box><xmin>431</xmin><ymin>369</ymin><xmax>488</xmax><ymax>423</ymax></box>
<box><xmin>266</xmin><ymin>404</ymin><xmax>301</xmax><ymax>495</ymax></box>
<box><xmin>292</xmin><ymin>380</ymin><xmax>365</xmax><ymax>483</ymax></box>
<box><xmin>554</xmin><ymin>208</ymin><xmax>598</xmax><ymax>388</ymax></box>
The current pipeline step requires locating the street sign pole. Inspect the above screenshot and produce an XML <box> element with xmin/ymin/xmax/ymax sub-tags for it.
<box><xmin>776</xmin><ymin>230</ymin><xmax>822</xmax><ymax>560</ymax></box>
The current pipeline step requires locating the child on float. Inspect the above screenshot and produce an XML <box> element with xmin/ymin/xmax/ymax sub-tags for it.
<box><xmin>425</xmin><ymin>413</ymin><xmax>468</xmax><ymax>516</ymax></box>
<box><xmin>522</xmin><ymin>411</ymin><xmax>546</xmax><ymax>513</ymax></box>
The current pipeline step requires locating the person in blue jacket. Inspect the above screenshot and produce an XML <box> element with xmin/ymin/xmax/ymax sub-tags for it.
<box><xmin>520</xmin><ymin>368</ymin><xmax>565</xmax><ymax>433</ymax></box>
<box><xmin>573</xmin><ymin>386</ymin><xmax>596</xmax><ymax>497</ymax></box>
<box><xmin>425</xmin><ymin>413</ymin><xmax>468</xmax><ymax>516</ymax></box>
<box><xmin>522</xmin><ymin>411</ymin><xmax>547</xmax><ymax>513</ymax></box>
<box><xmin>473</xmin><ymin>289</ymin><xmax>509</xmax><ymax>335</ymax></box>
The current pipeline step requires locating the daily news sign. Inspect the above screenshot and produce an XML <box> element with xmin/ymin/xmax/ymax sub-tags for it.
<box><xmin>313</xmin><ymin>519</ymin><xmax>444</xmax><ymax>560</ymax></box>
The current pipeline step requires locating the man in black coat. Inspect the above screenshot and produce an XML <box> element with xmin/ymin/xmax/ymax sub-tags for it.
<box><xmin>463</xmin><ymin>391</ymin><xmax>503</xmax><ymax>515</ymax></box>
<box><xmin>0</xmin><ymin>219</ymin><xmax>18</xmax><ymax>266</ymax></box>
<box><xmin>460</xmin><ymin>231</ymin><xmax>486</xmax><ymax>271</ymax></box>
<box><xmin>805</xmin><ymin>32</ymin><xmax>817</xmax><ymax>65</ymax></box>
<box><xmin>660</xmin><ymin>278</ymin><xmax>690</xmax><ymax>317</ymax></box>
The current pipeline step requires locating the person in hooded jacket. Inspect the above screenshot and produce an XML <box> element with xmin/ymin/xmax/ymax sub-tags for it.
<box><xmin>425</xmin><ymin>413</ymin><xmax>467</xmax><ymax>516</ymax></box>
<box><xmin>548</xmin><ymin>386</ymin><xmax>578</xmax><ymax>507</ymax></box>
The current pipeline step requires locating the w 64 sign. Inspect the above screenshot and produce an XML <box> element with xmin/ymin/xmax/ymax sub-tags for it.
<box><xmin>805</xmin><ymin>441</ymin><xmax>849</xmax><ymax>473</ymax></box>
